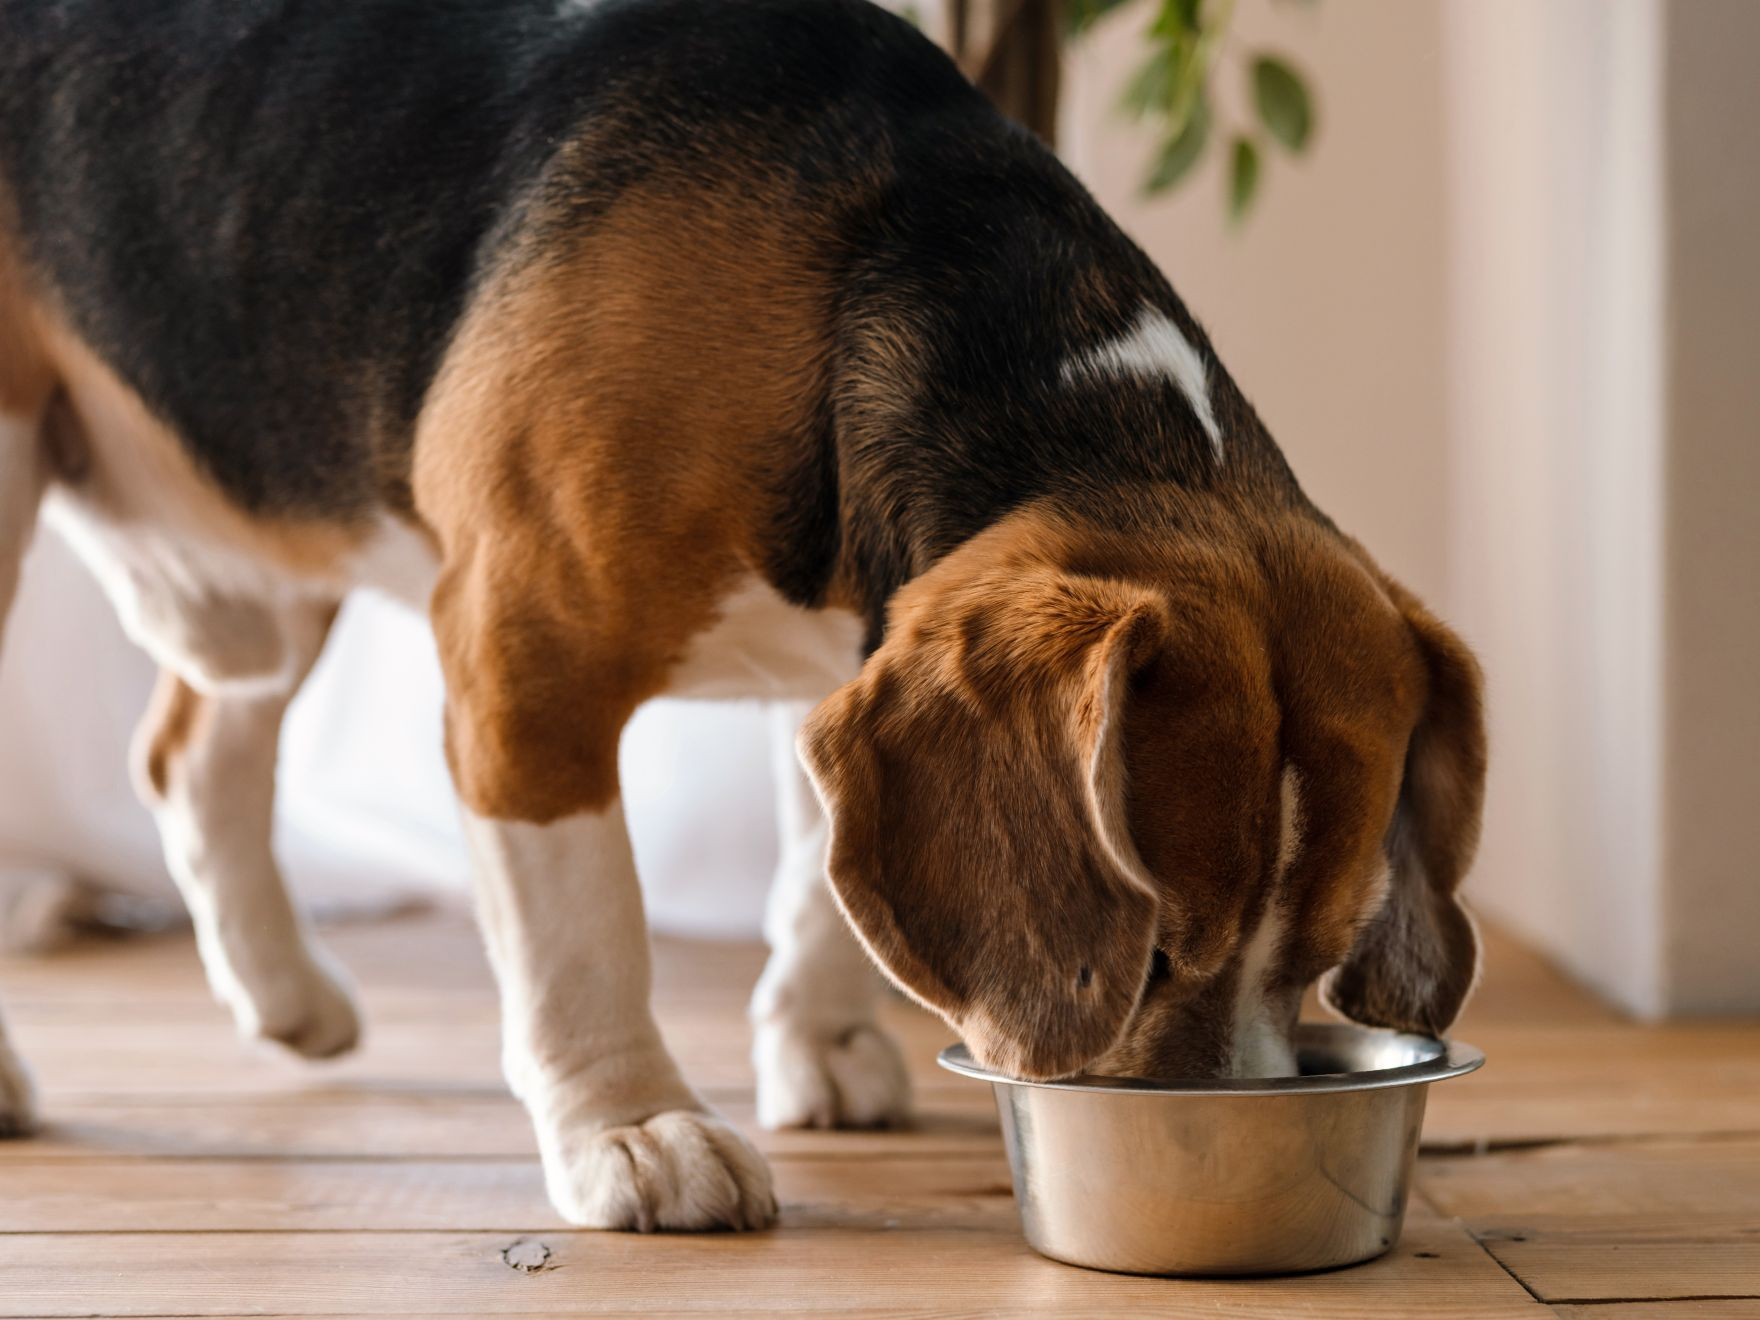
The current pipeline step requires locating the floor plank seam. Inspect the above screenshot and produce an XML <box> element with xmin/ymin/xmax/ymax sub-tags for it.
<box><xmin>0</xmin><ymin>1226</ymin><xmax>1012</xmax><ymax>1237</ymax></box>
<box><xmin>1544</xmin><ymin>1296</ymin><xmax>1760</xmax><ymax>1307</ymax></box>
<box><xmin>1404</xmin><ymin>1186</ymin><xmax>1557</xmax><ymax>1311</ymax></box>
<box><xmin>1454</xmin><ymin>1218</ymin><xmax>1550</xmax><ymax>1308</ymax></box>
<box><xmin>0</xmin><ymin>1150</ymin><xmax>996</xmax><ymax>1166</ymax></box>
<box><xmin>31</xmin><ymin>1087</ymin><xmax>988</xmax><ymax>1105</ymax></box>
<box><xmin>0</xmin><ymin>1153</ymin><xmax>548</xmax><ymax>1165</ymax></box>
<box><xmin>1422</xmin><ymin>1129</ymin><xmax>1760</xmax><ymax>1159</ymax></box>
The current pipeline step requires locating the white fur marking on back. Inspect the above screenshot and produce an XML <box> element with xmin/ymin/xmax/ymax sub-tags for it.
<box><xmin>1062</xmin><ymin>305</ymin><xmax>1223</xmax><ymax>461</ymax></box>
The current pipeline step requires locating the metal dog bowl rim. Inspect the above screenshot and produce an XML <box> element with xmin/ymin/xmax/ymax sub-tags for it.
<box><xmin>937</xmin><ymin>1022</ymin><xmax>1484</xmax><ymax>1096</ymax></box>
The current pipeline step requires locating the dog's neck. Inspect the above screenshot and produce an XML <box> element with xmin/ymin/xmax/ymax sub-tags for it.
<box><xmin>817</xmin><ymin>292</ymin><xmax>1294</xmax><ymax>649</ymax></box>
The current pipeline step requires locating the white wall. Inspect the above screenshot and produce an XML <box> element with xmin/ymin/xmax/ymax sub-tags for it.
<box><xmin>1441</xmin><ymin>0</ymin><xmax>1760</xmax><ymax>1016</ymax></box>
<box><xmin>1441</xmin><ymin>0</ymin><xmax>1667</xmax><ymax>1014</ymax></box>
<box><xmin>1658</xmin><ymin>0</ymin><xmax>1760</xmax><ymax>1013</ymax></box>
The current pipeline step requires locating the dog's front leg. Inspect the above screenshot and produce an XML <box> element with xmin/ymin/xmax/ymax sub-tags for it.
<box><xmin>751</xmin><ymin>704</ymin><xmax>911</xmax><ymax>1130</ymax></box>
<box><xmin>463</xmin><ymin>799</ymin><xmax>776</xmax><ymax>1231</ymax></box>
<box><xmin>413</xmin><ymin>319</ymin><xmax>776</xmax><ymax>1230</ymax></box>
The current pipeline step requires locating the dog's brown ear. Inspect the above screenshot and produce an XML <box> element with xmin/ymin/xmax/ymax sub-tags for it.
<box><xmin>800</xmin><ymin>568</ymin><xmax>1167</xmax><ymax>1081</ymax></box>
<box><xmin>1323</xmin><ymin>589</ymin><xmax>1487</xmax><ymax>1037</ymax></box>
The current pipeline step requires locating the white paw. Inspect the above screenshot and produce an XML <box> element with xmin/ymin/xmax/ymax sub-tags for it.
<box><xmin>754</xmin><ymin>1021</ymin><xmax>912</xmax><ymax>1130</ymax></box>
<box><xmin>542</xmin><ymin>1108</ymin><xmax>776</xmax><ymax>1232</ymax></box>
<box><xmin>229</xmin><ymin>953</ymin><xmax>362</xmax><ymax>1060</ymax></box>
<box><xmin>0</xmin><ymin>1043</ymin><xmax>37</xmax><ymax>1138</ymax></box>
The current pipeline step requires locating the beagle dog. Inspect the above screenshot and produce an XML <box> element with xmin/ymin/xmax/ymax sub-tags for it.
<box><xmin>0</xmin><ymin>0</ymin><xmax>1486</xmax><ymax>1232</ymax></box>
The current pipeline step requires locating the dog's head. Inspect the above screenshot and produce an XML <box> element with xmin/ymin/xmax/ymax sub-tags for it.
<box><xmin>801</xmin><ymin>504</ymin><xmax>1485</xmax><ymax>1081</ymax></box>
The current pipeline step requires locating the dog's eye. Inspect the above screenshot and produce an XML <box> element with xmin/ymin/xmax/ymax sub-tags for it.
<box><xmin>1076</xmin><ymin>965</ymin><xmax>1093</xmax><ymax>990</ymax></box>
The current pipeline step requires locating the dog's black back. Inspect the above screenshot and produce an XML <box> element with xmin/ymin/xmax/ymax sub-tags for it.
<box><xmin>2</xmin><ymin>0</ymin><xmax>946</xmax><ymax>514</ymax></box>
<box><xmin>1</xmin><ymin>0</ymin><xmax>1292</xmax><ymax>609</ymax></box>
<box><xmin>4</xmin><ymin>0</ymin><xmax>553</xmax><ymax>515</ymax></box>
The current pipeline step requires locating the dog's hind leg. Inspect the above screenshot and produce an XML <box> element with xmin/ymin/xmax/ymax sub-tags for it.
<box><xmin>131</xmin><ymin>600</ymin><xmax>361</xmax><ymax>1059</ymax></box>
<box><xmin>0</xmin><ymin>399</ymin><xmax>52</xmax><ymax>1133</ymax></box>
<box><xmin>750</xmin><ymin>702</ymin><xmax>911</xmax><ymax>1130</ymax></box>
<box><xmin>0</xmin><ymin>207</ymin><xmax>52</xmax><ymax>1128</ymax></box>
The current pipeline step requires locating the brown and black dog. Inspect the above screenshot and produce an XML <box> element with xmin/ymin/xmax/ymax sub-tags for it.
<box><xmin>0</xmin><ymin>0</ymin><xmax>1485</xmax><ymax>1230</ymax></box>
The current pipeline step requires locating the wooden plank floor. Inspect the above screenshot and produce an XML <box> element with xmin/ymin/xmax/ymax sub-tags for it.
<box><xmin>2</xmin><ymin>906</ymin><xmax>1757</xmax><ymax>1316</ymax></box>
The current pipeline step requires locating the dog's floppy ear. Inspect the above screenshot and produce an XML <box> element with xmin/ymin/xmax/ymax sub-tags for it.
<box><xmin>799</xmin><ymin>568</ymin><xmax>1167</xmax><ymax>1081</ymax></box>
<box><xmin>1322</xmin><ymin>588</ymin><xmax>1487</xmax><ymax>1037</ymax></box>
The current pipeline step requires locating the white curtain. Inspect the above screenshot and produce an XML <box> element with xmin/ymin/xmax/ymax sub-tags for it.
<box><xmin>0</xmin><ymin>526</ymin><xmax>780</xmax><ymax>939</ymax></box>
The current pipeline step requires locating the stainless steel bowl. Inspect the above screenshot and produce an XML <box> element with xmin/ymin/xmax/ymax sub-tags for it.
<box><xmin>939</xmin><ymin>1023</ymin><xmax>1484</xmax><ymax>1276</ymax></box>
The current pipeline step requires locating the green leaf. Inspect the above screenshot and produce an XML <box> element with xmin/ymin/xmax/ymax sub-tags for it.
<box><xmin>1252</xmin><ymin>54</ymin><xmax>1314</xmax><ymax>152</ymax></box>
<box><xmin>1229</xmin><ymin>136</ymin><xmax>1261</xmax><ymax>223</ymax></box>
<box><xmin>1065</xmin><ymin>0</ymin><xmax>1136</xmax><ymax>37</ymax></box>
<box><xmin>1120</xmin><ymin>49</ymin><xmax>1177</xmax><ymax>118</ymax></box>
<box><xmin>1151</xmin><ymin>0</ymin><xmax>1203</xmax><ymax>40</ymax></box>
<box><xmin>1163</xmin><ymin>45</ymin><xmax>1205</xmax><ymax>138</ymax></box>
<box><xmin>1145</xmin><ymin>95</ymin><xmax>1211</xmax><ymax>193</ymax></box>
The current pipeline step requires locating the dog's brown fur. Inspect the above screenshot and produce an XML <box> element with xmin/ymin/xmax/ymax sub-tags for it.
<box><xmin>804</xmin><ymin>492</ymin><xmax>1483</xmax><ymax>1079</ymax></box>
<box><xmin>0</xmin><ymin>193</ymin><xmax>54</xmax><ymax>421</ymax></box>
<box><xmin>413</xmin><ymin>173</ymin><xmax>843</xmax><ymax>822</ymax></box>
